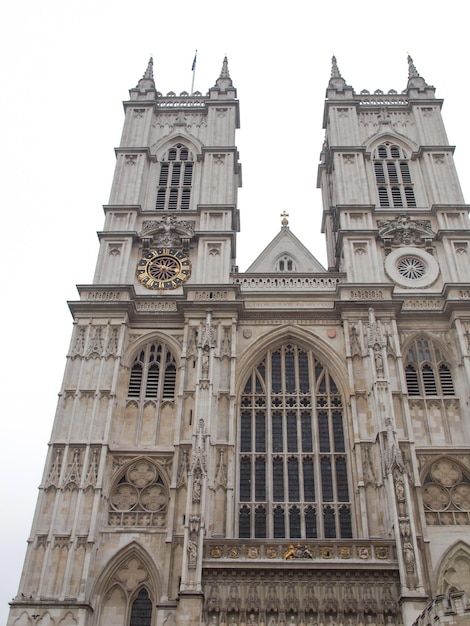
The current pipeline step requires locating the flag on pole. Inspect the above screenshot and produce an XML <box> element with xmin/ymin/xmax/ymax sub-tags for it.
<box><xmin>191</xmin><ymin>51</ymin><xmax>197</xmax><ymax>71</ymax></box>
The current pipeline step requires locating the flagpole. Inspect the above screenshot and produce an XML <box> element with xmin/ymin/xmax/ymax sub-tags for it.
<box><xmin>191</xmin><ymin>50</ymin><xmax>197</xmax><ymax>95</ymax></box>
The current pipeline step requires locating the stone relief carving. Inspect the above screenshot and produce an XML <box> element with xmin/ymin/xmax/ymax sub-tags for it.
<box><xmin>377</xmin><ymin>215</ymin><xmax>435</xmax><ymax>254</ymax></box>
<box><xmin>141</xmin><ymin>216</ymin><xmax>195</xmax><ymax>249</ymax></box>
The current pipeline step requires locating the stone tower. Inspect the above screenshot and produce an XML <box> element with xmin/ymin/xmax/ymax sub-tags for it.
<box><xmin>7</xmin><ymin>57</ymin><xmax>470</xmax><ymax>626</ymax></box>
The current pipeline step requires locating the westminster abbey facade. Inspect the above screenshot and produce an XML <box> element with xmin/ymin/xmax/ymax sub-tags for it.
<box><xmin>7</xmin><ymin>57</ymin><xmax>470</xmax><ymax>626</ymax></box>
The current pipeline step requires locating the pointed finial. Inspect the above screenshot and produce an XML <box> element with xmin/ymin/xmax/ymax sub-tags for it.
<box><xmin>130</xmin><ymin>56</ymin><xmax>157</xmax><ymax>99</ymax></box>
<box><xmin>213</xmin><ymin>56</ymin><xmax>234</xmax><ymax>93</ymax></box>
<box><xmin>406</xmin><ymin>54</ymin><xmax>432</xmax><ymax>93</ymax></box>
<box><xmin>407</xmin><ymin>55</ymin><xmax>419</xmax><ymax>79</ymax></box>
<box><xmin>331</xmin><ymin>55</ymin><xmax>342</xmax><ymax>78</ymax></box>
<box><xmin>281</xmin><ymin>210</ymin><xmax>289</xmax><ymax>227</ymax></box>
<box><xmin>143</xmin><ymin>57</ymin><xmax>154</xmax><ymax>80</ymax></box>
<box><xmin>220</xmin><ymin>56</ymin><xmax>231</xmax><ymax>79</ymax></box>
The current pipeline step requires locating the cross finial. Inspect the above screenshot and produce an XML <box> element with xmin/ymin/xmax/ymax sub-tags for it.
<box><xmin>281</xmin><ymin>210</ymin><xmax>289</xmax><ymax>227</ymax></box>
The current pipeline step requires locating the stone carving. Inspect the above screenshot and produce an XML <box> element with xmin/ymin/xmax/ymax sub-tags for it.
<box><xmin>377</xmin><ymin>214</ymin><xmax>435</xmax><ymax>254</ymax></box>
<box><xmin>214</xmin><ymin>448</ymin><xmax>227</xmax><ymax>490</ymax></box>
<box><xmin>366</xmin><ymin>308</ymin><xmax>385</xmax><ymax>378</ymax></box>
<box><xmin>221</xmin><ymin>327</ymin><xmax>231</xmax><ymax>358</ymax></box>
<box><xmin>176</xmin><ymin>449</ymin><xmax>189</xmax><ymax>489</ymax></box>
<box><xmin>187</xmin><ymin>327</ymin><xmax>198</xmax><ymax>357</ymax></box>
<box><xmin>45</xmin><ymin>448</ymin><xmax>63</xmax><ymax>489</ymax></box>
<box><xmin>200</xmin><ymin>310</ymin><xmax>216</xmax><ymax>350</ymax></box>
<box><xmin>71</xmin><ymin>327</ymin><xmax>86</xmax><ymax>358</ymax></box>
<box><xmin>403</xmin><ymin>542</ymin><xmax>415</xmax><ymax>573</ymax></box>
<box><xmin>362</xmin><ymin>446</ymin><xmax>378</xmax><ymax>488</ymax></box>
<box><xmin>188</xmin><ymin>538</ymin><xmax>198</xmax><ymax>569</ymax></box>
<box><xmin>63</xmin><ymin>448</ymin><xmax>82</xmax><ymax>489</ymax></box>
<box><xmin>105</xmin><ymin>326</ymin><xmax>119</xmax><ymax>357</ymax></box>
<box><xmin>86</xmin><ymin>327</ymin><xmax>104</xmax><ymax>359</ymax></box>
<box><xmin>188</xmin><ymin>515</ymin><xmax>200</xmax><ymax>569</ymax></box>
<box><xmin>383</xmin><ymin>419</ymin><xmax>405</xmax><ymax>476</ymax></box>
<box><xmin>141</xmin><ymin>216</ymin><xmax>195</xmax><ymax>248</ymax></box>
<box><xmin>84</xmin><ymin>448</ymin><xmax>100</xmax><ymax>488</ymax></box>
<box><xmin>349</xmin><ymin>325</ymin><xmax>362</xmax><ymax>358</ymax></box>
<box><xmin>191</xmin><ymin>419</ymin><xmax>207</xmax><ymax>478</ymax></box>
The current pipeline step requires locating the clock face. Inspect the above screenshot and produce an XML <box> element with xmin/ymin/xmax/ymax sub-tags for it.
<box><xmin>136</xmin><ymin>248</ymin><xmax>191</xmax><ymax>290</ymax></box>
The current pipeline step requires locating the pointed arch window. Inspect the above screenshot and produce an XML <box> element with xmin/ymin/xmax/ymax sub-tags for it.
<box><xmin>130</xmin><ymin>588</ymin><xmax>153</xmax><ymax>626</ymax></box>
<box><xmin>156</xmin><ymin>143</ymin><xmax>193</xmax><ymax>210</ymax></box>
<box><xmin>238</xmin><ymin>343</ymin><xmax>352</xmax><ymax>539</ymax></box>
<box><xmin>405</xmin><ymin>337</ymin><xmax>455</xmax><ymax>397</ymax></box>
<box><xmin>128</xmin><ymin>342</ymin><xmax>177</xmax><ymax>401</ymax></box>
<box><xmin>373</xmin><ymin>143</ymin><xmax>416</xmax><ymax>208</ymax></box>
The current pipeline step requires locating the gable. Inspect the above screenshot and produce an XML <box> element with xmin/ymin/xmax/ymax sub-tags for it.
<box><xmin>246</xmin><ymin>227</ymin><xmax>326</xmax><ymax>273</ymax></box>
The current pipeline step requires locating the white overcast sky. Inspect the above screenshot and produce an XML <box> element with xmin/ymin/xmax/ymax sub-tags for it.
<box><xmin>1</xmin><ymin>1</ymin><xmax>470</xmax><ymax>622</ymax></box>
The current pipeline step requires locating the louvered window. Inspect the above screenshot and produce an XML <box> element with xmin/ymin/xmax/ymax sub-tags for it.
<box><xmin>373</xmin><ymin>143</ymin><xmax>416</xmax><ymax>208</ymax></box>
<box><xmin>238</xmin><ymin>343</ymin><xmax>351</xmax><ymax>539</ymax></box>
<box><xmin>156</xmin><ymin>144</ymin><xmax>193</xmax><ymax>210</ymax></box>
<box><xmin>405</xmin><ymin>338</ymin><xmax>455</xmax><ymax>397</ymax></box>
<box><xmin>127</xmin><ymin>342</ymin><xmax>177</xmax><ymax>402</ymax></box>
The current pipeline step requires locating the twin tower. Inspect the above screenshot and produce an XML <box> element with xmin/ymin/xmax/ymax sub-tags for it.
<box><xmin>7</xmin><ymin>56</ymin><xmax>470</xmax><ymax>626</ymax></box>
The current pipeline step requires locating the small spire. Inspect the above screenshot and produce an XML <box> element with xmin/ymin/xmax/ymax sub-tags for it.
<box><xmin>142</xmin><ymin>56</ymin><xmax>154</xmax><ymax>81</ymax></box>
<box><xmin>407</xmin><ymin>55</ymin><xmax>419</xmax><ymax>79</ymax></box>
<box><xmin>213</xmin><ymin>56</ymin><xmax>234</xmax><ymax>92</ymax></box>
<box><xmin>219</xmin><ymin>56</ymin><xmax>231</xmax><ymax>80</ymax></box>
<box><xmin>281</xmin><ymin>210</ymin><xmax>289</xmax><ymax>228</ymax></box>
<box><xmin>130</xmin><ymin>56</ymin><xmax>157</xmax><ymax>99</ymax></box>
<box><xmin>331</xmin><ymin>55</ymin><xmax>342</xmax><ymax>79</ymax></box>
<box><xmin>406</xmin><ymin>54</ymin><xmax>432</xmax><ymax>93</ymax></box>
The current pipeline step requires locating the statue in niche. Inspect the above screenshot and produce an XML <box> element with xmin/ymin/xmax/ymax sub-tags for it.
<box><xmin>192</xmin><ymin>468</ymin><xmax>202</xmax><ymax>503</ymax></box>
<box><xmin>247</xmin><ymin>614</ymin><xmax>258</xmax><ymax>625</ymax></box>
<box><xmin>403</xmin><ymin>542</ymin><xmax>415</xmax><ymax>573</ymax></box>
<box><xmin>373</xmin><ymin>343</ymin><xmax>384</xmax><ymax>377</ymax></box>
<box><xmin>188</xmin><ymin>538</ymin><xmax>197</xmax><ymax>568</ymax></box>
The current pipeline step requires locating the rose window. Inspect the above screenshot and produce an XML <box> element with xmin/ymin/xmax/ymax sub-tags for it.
<box><xmin>397</xmin><ymin>257</ymin><xmax>426</xmax><ymax>280</ymax></box>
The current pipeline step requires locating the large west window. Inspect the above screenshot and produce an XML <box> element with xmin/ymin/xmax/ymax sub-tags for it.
<box><xmin>238</xmin><ymin>343</ymin><xmax>352</xmax><ymax>539</ymax></box>
<box><xmin>374</xmin><ymin>142</ymin><xmax>416</xmax><ymax>208</ymax></box>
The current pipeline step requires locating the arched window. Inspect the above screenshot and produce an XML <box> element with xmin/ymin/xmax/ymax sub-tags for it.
<box><xmin>238</xmin><ymin>343</ymin><xmax>352</xmax><ymax>539</ymax></box>
<box><xmin>405</xmin><ymin>337</ymin><xmax>455</xmax><ymax>397</ymax></box>
<box><xmin>156</xmin><ymin>143</ymin><xmax>193</xmax><ymax>210</ymax></box>
<box><xmin>373</xmin><ymin>143</ymin><xmax>416</xmax><ymax>208</ymax></box>
<box><xmin>422</xmin><ymin>458</ymin><xmax>470</xmax><ymax>526</ymax></box>
<box><xmin>276</xmin><ymin>255</ymin><xmax>296</xmax><ymax>272</ymax></box>
<box><xmin>128</xmin><ymin>342</ymin><xmax>177</xmax><ymax>402</ymax></box>
<box><xmin>129</xmin><ymin>588</ymin><xmax>153</xmax><ymax>626</ymax></box>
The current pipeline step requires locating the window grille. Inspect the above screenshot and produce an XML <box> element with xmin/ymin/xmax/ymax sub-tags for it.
<box><xmin>156</xmin><ymin>144</ymin><xmax>193</xmax><ymax>210</ymax></box>
<box><xmin>373</xmin><ymin>143</ymin><xmax>416</xmax><ymax>208</ymax></box>
<box><xmin>238</xmin><ymin>344</ymin><xmax>351</xmax><ymax>539</ymax></box>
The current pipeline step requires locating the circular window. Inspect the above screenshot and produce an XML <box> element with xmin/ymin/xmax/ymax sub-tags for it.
<box><xmin>385</xmin><ymin>246</ymin><xmax>439</xmax><ymax>288</ymax></box>
<box><xmin>397</xmin><ymin>257</ymin><xmax>426</xmax><ymax>280</ymax></box>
